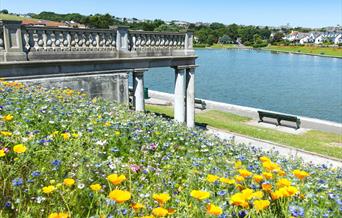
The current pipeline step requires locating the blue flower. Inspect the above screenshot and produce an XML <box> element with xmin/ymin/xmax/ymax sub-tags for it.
<box><xmin>217</xmin><ymin>190</ymin><xmax>226</xmax><ymax>196</ymax></box>
<box><xmin>51</xmin><ymin>160</ymin><xmax>61</xmax><ymax>167</ymax></box>
<box><xmin>238</xmin><ymin>210</ymin><xmax>248</xmax><ymax>218</ymax></box>
<box><xmin>4</xmin><ymin>201</ymin><xmax>11</xmax><ymax>208</ymax></box>
<box><xmin>12</xmin><ymin>178</ymin><xmax>23</xmax><ymax>187</ymax></box>
<box><xmin>31</xmin><ymin>171</ymin><xmax>41</xmax><ymax>177</ymax></box>
<box><xmin>289</xmin><ymin>205</ymin><xmax>304</xmax><ymax>217</ymax></box>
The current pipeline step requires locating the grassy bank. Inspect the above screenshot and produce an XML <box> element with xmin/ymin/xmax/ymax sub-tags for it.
<box><xmin>264</xmin><ymin>45</ymin><xmax>342</xmax><ymax>58</ymax></box>
<box><xmin>146</xmin><ymin>104</ymin><xmax>342</xmax><ymax>159</ymax></box>
<box><xmin>0</xmin><ymin>13</ymin><xmax>39</xmax><ymax>21</ymax></box>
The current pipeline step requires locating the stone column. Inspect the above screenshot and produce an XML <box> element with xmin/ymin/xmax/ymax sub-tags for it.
<box><xmin>133</xmin><ymin>69</ymin><xmax>147</xmax><ymax>112</ymax></box>
<box><xmin>116</xmin><ymin>26</ymin><xmax>129</xmax><ymax>58</ymax></box>
<box><xmin>186</xmin><ymin>67</ymin><xmax>195</xmax><ymax>128</ymax></box>
<box><xmin>174</xmin><ymin>66</ymin><xmax>186</xmax><ymax>123</ymax></box>
<box><xmin>1</xmin><ymin>20</ymin><xmax>26</xmax><ymax>61</ymax></box>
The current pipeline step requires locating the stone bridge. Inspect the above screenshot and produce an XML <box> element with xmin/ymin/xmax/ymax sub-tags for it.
<box><xmin>0</xmin><ymin>20</ymin><xmax>197</xmax><ymax>127</ymax></box>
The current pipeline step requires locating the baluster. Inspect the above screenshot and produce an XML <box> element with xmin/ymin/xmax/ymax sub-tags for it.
<box><xmin>22</xmin><ymin>29</ymin><xmax>30</xmax><ymax>52</ymax></box>
<box><xmin>111</xmin><ymin>33</ymin><xmax>116</xmax><ymax>49</ymax></box>
<box><xmin>66</xmin><ymin>32</ymin><xmax>71</xmax><ymax>50</ymax></box>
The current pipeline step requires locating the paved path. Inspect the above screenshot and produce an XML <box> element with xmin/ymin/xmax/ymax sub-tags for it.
<box><xmin>207</xmin><ymin>127</ymin><xmax>342</xmax><ymax>168</ymax></box>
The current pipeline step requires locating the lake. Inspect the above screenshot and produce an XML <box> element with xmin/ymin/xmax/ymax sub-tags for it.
<box><xmin>141</xmin><ymin>49</ymin><xmax>342</xmax><ymax>123</ymax></box>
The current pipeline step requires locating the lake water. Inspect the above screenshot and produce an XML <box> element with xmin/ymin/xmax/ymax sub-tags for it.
<box><xmin>142</xmin><ymin>49</ymin><xmax>342</xmax><ymax>123</ymax></box>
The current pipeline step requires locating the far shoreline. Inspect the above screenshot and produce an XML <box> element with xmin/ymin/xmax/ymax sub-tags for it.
<box><xmin>194</xmin><ymin>44</ymin><xmax>342</xmax><ymax>59</ymax></box>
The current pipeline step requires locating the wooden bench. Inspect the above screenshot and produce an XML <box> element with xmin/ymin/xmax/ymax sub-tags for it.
<box><xmin>257</xmin><ymin>110</ymin><xmax>301</xmax><ymax>129</ymax></box>
<box><xmin>195</xmin><ymin>99</ymin><xmax>206</xmax><ymax>110</ymax></box>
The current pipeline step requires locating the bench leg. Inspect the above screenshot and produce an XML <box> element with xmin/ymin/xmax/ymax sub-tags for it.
<box><xmin>277</xmin><ymin>118</ymin><xmax>281</xmax><ymax>126</ymax></box>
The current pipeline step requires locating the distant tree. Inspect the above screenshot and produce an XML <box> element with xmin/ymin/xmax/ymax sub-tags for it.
<box><xmin>218</xmin><ymin>35</ymin><xmax>233</xmax><ymax>44</ymax></box>
<box><xmin>0</xmin><ymin>9</ymin><xmax>9</xmax><ymax>14</ymax></box>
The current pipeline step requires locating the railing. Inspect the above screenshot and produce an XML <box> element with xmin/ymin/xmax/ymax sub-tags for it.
<box><xmin>0</xmin><ymin>20</ymin><xmax>194</xmax><ymax>62</ymax></box>
<box><xmin>129</xmin><ymin>30</ymin><xmax>186</xmax><ymax>50</ymax></box>
<box><xmin>22</xmin><ymin>27</ymin><xmax>117</xmax><ymax>52</ymax></box>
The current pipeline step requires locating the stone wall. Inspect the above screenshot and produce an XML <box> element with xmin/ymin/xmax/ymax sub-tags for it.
<box><xmin>19</xmin><ymin>73</ymin><xmax>129</xmax><ymax>104</ymax></box>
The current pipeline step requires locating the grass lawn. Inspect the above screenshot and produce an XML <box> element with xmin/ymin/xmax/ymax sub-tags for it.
<box><xmin>146</xmin><ymin>104</ymin><xmax>342</xmax><ymax>159</ymax></box>
<box><xmin>0</xmin><ymin>14</ymin><xmax>39</xmax><ymax>21</ymax></box>
<box><xmin>264</xmin><ymin>45</ymin><xmax>342</xmax><ymax>58</ymax></box>
<box><xmin>209</xmin><ymin>44</ymin><xmax>238</xmax><ymax>49</ymax></box>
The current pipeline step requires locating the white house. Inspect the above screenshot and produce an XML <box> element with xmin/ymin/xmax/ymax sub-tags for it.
<box><xmin>334</xmin><ymin>34</ymin><xmax>342</xmax><ymax>44</ymax></box>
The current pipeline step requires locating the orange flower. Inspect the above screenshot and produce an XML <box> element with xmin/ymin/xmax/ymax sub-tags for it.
<box><xmin>262</xmin><ymin>183</ymin><xmax>273</xmax><ymax>191</ymax></box>
<box><xmin>190</xmin><ymin>190</ymin><xmax>210</xmax><ymax>200</ymax></box>
<box><xmin>238</xmin><ymin>169</ymin><xmax>252</xmax><ymax>178</ymax></box>
<box><xmin>107</xmin><ymin>174</ymin><xmax>126</xmax><ymax>185</ymax></box>
<box><xmin>108</xmin><ymin>190</ymin><xmax>131</xmax><ymax>203</ymax></box>
<box><xmin>293</xmin><ymin>170</ymin><xmax>309</xmax><ymax>180</ymax></box>
<box><xmin>152</xmin><ymin>207</ymin><xmax>169</xmax><ymax>217</ymax></box>
<box><xmin>262</xmin><ymin>172</ymin><xmax>273</xmax><ymax>180</ymax></box>
<box><xmin>132</xmin><ymin>203</ymin><xmax>145</xmax><ymax>211</ymax></box>
<box><xmin>207</xmin><ymin>204</ymin><xmax>223</xmax><ymax>216</ymax></box>
<box><xmin>63</xmin><ymin>178</ymin><xmax>75</xmax><ymax>186</ymax></box>
<box><xmin>276</xmin><ymin>178</ymin><xmax>291</xmax><ymax>188</ymax></box>
<box><xmin>48</xmin><ymin>212</ymin><xmax>69</xmax><ymax>218</ymax></box>
<box><xmin>234</xmin><ymin>175</ymin><xmax>245</xmax><ymax>183</ymax></box>
<box><xmin>252</xmin><ymin>175</ymin><xmax>264</xmax><ymax>183</ymax></box>
<box><xmin>259</xmin><ymin>156</ymin><xmax>271</xmax><ymax>163</ymax></box>
<box><xmin>153</xmin><ymin>193</ymin><xmax>171</xmax><ymax>205</ymax></box>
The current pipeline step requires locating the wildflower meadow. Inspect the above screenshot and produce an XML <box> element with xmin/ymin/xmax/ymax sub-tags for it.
<box><xmin>0</xmin><ymin>81</ymin><xmax>341</xmax><ymax>217</ymax></box>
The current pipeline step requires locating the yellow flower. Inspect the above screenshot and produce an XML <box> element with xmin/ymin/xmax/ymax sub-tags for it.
<box><xmin>241</xmin><ymin>188</ymin><xmax>254</xmax><ymax>200</ymax></box>
<box><xmin>259</xmin><ymin>156</ymin><xmax>271</xmax><ymax>163</ymax></box>
<box><xmin>253</xmin><ymin>175</ymin><xmax>264</xmax><ymax>183</ymax></box>
<box><xmin>0</xmin><ymin>149</ymin><xmax>5</xmax><ymax>157</ymax></box>
<box><xmin>104</xmin><ymin>122</ymin><xmax>111</xmax><ymax>127</ymax></box>
<box><xmin>0</xmin><ymin>131</ymin><xmax>12</xmax><ymax>137</ymax></box>
<box><xmin>262</xmin><ymin>172</ymin><xmax>273</xmax><ymax>180</ymax></box>
<box><xmin>234</xmin><ymin>175</ymin><xmax>245</xmax><ymax>183</ymax></box>
<box><xmin>261</xmin><ymin>183</ymin><xmax>273</xmax><ymax>191</ymax></box>
<box><xmin>207</xmin><ymin>204</ymin><xmax>223</xmax><ymax>216</ymax></box>
<box><xmin>107</xmin><ymin>174</ymin><xmax>126</xmax><ymax>185</ymax></box>
<box><xmin>3</xmin><ymin>114</ymin><xmax>13</xmax><ymax>121</ymax></box>
<box><xmin>254</xmin><ymin>200</ymin><xmax>270</xmax><ymax>211</ymax></box>
<box><xmin>71</xmin><ymin>133</ymin><xmax>79</xmax><ymax>138</ymax></box>
<box><xmin>152</xmin><ymin>207</ymin><xmax>169</xmax><ymax>217</ymax></box>
<box><xmin>276</xmin><ymin>178</ymin><xmax>291</xmax><ymax>188</ymax></box>
<box><xmin>132</xmin><ymin>202</ymin><xmax>145</xmax><ymax>211</ymax></box>
<box><xmin>63</xmin><ymin>178</ymin><xmax>75</xmax><ymax>186</ymax></box>
<box><xmin>271</xmin><ymin>190</ymin><xmax>283</xmax><ymax>200</ymax></box>
<box><xmin>220</xmin><ymin>177</ymin><xmax>235</xmax><ymax>185</ymax></box>
<box><xmin>61</xmin><ymin>132</ymin><xmax>70</xmax><ymax>140</ymax></box>
<box><xmin>190</xmin><ymin>190</ymin><xmax>210</xmax><ymax>200</ymax></box>
<box><xmin>293</xmin><ymin>170</ymin><xmax>309</xmax><ymax>180</ymax></box>
<box><xmin>13</xmin><ymin>144</ymin><xmax>27</xmax><ymax>154</ymax></box>
<box><xmin>278</xmin><ymin>186</ymin><xmax>298</xmax><ymax>197</ymax></box>
<box><xmin>48</xmin><ymin>212</ymin><xmax>69</xmax><ymax>218</ymax></box>
<box><xmin>251</xmin><ymin>191</ymin><xmax>264</xmax><ymax>199</ymax></box>
<box><xmin>278</xmin><ymin>170</ymin><xmax>286</xmax><ymax>176</ymax></box>
<box><xmin>238</xmin><ymin>169</ymin><xmax>252</xmax><ymax>178</ymax></box>
<box><xmin>108</xmin><ymin>190</ymin><xmax>131</xmax><ymax>203</ymax></box>
<box><xmin>42</xmin><ymin>185</ymin><xmax>56</xmax><ymax>194</ymax></box>
<box><xmin>115</xmin><ymin>131</ymin><xmax>121</xmax><ymax>136</ymax></box>
<box><xmin>234</xmin><ymin>160</ymin><xmax>242</xmax><ymax>169</ymax></box>
<box><xmin>90</xmin><ymin>183</ymin><xmax>102</xmax><ymax>192</ymax></box>
<box><xmin>153</xmin><ymin>193</ymin><xmax>171</xmax><ymax>205</ymax></box>
<box><xmin>230</xmin><ymin>193</ymin><xmax>249</xmax><ymax>208</ymax></box>
<box><xmin>207</xmin><ymin>174</ymin><xmax>220</xmax><ymax>183</ymax></box>
<box><xmin>263</xmin><ymin>161</ymin><xmax>281</xmax><ymax>172</ymax></box>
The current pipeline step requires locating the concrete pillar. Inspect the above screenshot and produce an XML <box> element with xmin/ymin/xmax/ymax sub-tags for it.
<box><xmin>1</xmin><ymin>20</ymin><xmax>26</xmax><ymax>61</ymax></box>
<box><xmin>174</xmin><ymin>67</ymin><xmax>186</xmax><ymax>123</ymax></box>
<box><xmin>186</xmin><ymin>67</ymin><xmax>195</xmax><ymax>128</ymax></box>
<box><xmin>133</xmin><ymin>69</ymin><xmax>146</xmax><ymax>112</ymax></box>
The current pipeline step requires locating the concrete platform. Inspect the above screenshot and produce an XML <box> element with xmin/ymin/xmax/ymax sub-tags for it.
<box><xmin>246</xmin><ymin>120</ymin><xmax>309</xmax><ymax>135</ymax></box>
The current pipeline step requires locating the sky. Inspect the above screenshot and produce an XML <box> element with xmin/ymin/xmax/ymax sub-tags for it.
<box><xmin>1</xmin><ymin>0</ymin><xmax>341</xmax><ymax>28</ymax></box>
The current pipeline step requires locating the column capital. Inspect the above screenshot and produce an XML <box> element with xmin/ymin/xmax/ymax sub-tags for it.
<box><xmin>172</xmin><ymin>65</ymin><xmax>198</xmax><ymax>70</ymax></box>
<box><xmin>132</xmin><ymin>68</ymin><xmax>148</xmax><ymax>76</ymax></box>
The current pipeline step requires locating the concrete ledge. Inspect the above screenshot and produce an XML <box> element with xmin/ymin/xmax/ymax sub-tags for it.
<box><xmin>148</xmin><ymin>90</ymin><xmax>342</xmax><ymax>134</ymax></box>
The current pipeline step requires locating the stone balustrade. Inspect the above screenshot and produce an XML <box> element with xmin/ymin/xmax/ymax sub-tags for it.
<box><xmin>0</xmin><ymin>20</ymin><xmax>194</xmax><ymax>62</ymax></box>
<box><xmin>22</xmin><ymin>26</ymin><xmax>117</xmax><ymax>52</ymax></box>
